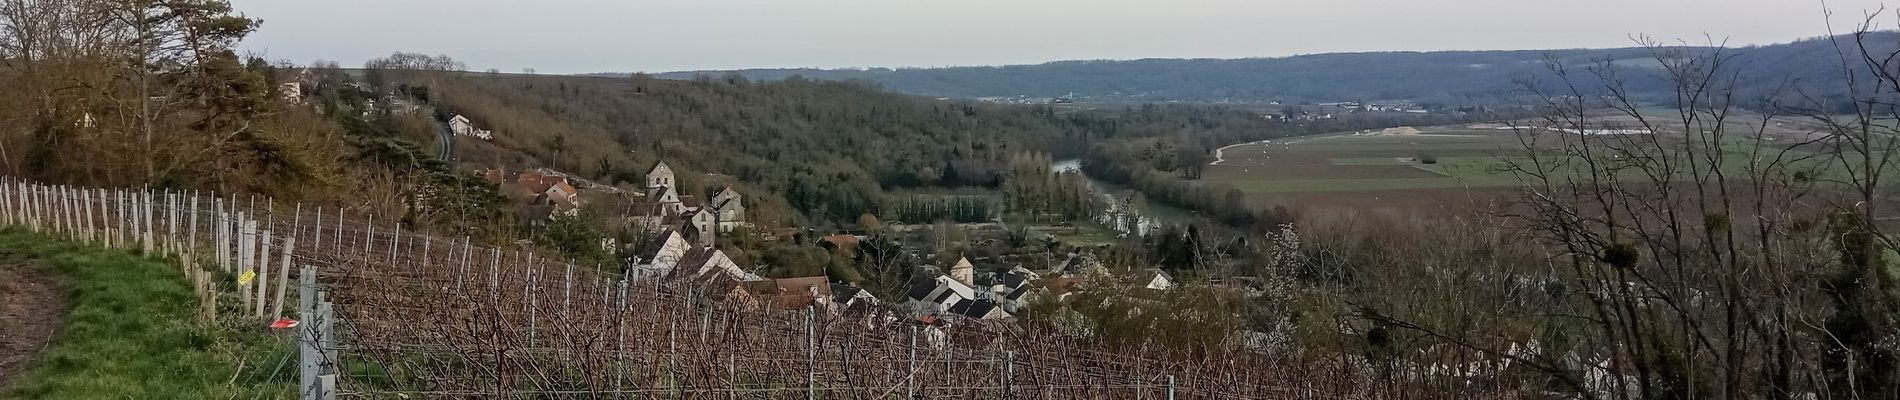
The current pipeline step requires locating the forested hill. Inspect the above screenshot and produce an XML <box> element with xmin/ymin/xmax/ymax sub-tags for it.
<box><xmin>632</xmin><ymin>33</ymin><xmax>1898</xmax><ymax>109</ymax></box>
<box><xmin>395</xmin><ymin>72</ymin><xmax>1478</xmax><ymax>226</ymax></box>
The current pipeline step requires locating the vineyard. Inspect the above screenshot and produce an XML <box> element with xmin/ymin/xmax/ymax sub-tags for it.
<box><xmin>0</xmin><ymin>179</ymin><xmax>1473</xmax><ymax>399</ymax></box>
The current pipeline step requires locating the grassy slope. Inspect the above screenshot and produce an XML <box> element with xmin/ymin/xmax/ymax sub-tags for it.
<box><xmin>0</xmin><ymin>229</ymin><xmax>293</xmax><ymax>399</ymax></box>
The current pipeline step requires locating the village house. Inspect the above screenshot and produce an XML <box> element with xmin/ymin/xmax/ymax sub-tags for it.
<box><xmin>947</xmin><ymin>298</ymin><xmax>1011</xmax><ymax>320</ymax></box>
<box><xmin>1029</xmin><ymin>277</ymin><xmax>1085</xmax><ymax>302</ymax></box>
<box><xmin>673</xmin><ymin>246</ymin><xmax>757</xmax><ymax>283</ymax></box>
<box><xmin>1124</xmin><ymin>268</ymin><xmax>1176</xmax><ymax>291</ymax></box>
<box><xmin>447</xmin><ymin>114</ymin><xmax>494</xmax><ymax>140</ymax></box>
<box><xmin>829</xmin><ymin>284</ymin><xmax>879</xmax><ymax>312</ymax></box>
<box><xmin>977</xmin><ymin>271</ymin><xmax>1033</xmax><ymax>314</ymax></box>
<box><xmin>279</xmin><ymin>82</ymin><xmax>304</xmax><ymax>104</ymax></box>
<box><xmin>903</xmin><ymin>257</ymin><xmax>1015</xmax><ymax>320</ymax></box>
<box><xmin>818</xmin><ymin>234</ymin><xmax>861</xmax><ymax>253</ymax></box>
<box><xmin>947</xmin><ymin>256</ymin><xmax>975</xmax><ymax>286</ymax></box>
<box><xmin>514</xmin><ymin>171</ymin><xmax>582</xmax><ymax>217</ymax></box>
<box><xmin>277</xmin><ymin>68</ymin><xmax>317</xmax><ymax>105</ymax></box>
<box><xmin>732</xmin><ymin>276</ymin><xmax>831</xmax><ymax>310</ymax></box>
<box><xmin>710</xmin><ymin>186</ymin><xmax>747</xmax><ymax>231</ymax></box>
<box><xmin>627</xmin><ymin>229</ymin><xmax>691</xmax><ymax>281</ymax></box>
<box><xmin>904</xmin><ymin>274</ymin><xmax>977</xmax><ymax>316</ymax></box>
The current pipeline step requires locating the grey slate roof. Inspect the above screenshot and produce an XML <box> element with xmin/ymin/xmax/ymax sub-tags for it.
<box><xmin>948</xmin><ymin>299</ymin><xmax>1000</xmax><ymax>319</ymax></box>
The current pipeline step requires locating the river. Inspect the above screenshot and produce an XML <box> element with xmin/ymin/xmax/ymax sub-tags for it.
<box><xmin>1052</xmin><ymin>159</ymin><xmax>1168</xmax><ymax>237</ymax></box>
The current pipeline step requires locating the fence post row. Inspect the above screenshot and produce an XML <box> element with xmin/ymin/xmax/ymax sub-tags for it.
<box><xmin>0</xmin><ymin>179</ymin><xmax>1225</xmax><ymax>399</ymax></box>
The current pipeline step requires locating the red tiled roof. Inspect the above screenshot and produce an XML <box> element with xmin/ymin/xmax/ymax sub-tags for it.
<box><xmin>821</xmin><ymin>234</ymin><xmax>859</xmax><ymax>249</ymax></box>
<box><xmin>1031</xmin><ymin>277</ymin><xmax>1084</xmax><ymax>295</ymax></box>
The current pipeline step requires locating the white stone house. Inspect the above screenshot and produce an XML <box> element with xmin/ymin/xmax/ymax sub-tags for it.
<box><xmin>447</xmin><ymin>114</ymin><xmax>494</xmax><ymax>140</ymax></box>
<box><xmin>627</xmin><ymin>229</ymin><xmax>690</xmax><ymax>281</ymax></box>
<box><xmin>904</xmin><ymin>275</ymin><xmax>976</xmax><ymax>316</ymax></box>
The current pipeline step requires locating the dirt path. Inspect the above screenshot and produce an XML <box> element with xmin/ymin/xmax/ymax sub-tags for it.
<box><xmin>1209</xmin><ymin>139</ymin><xmax>1272</xmax><ymax>166</ymax></box>
<box><xmin>0</xmin><ymin>260</ymin><xmax>64</xmax><ymax>389</ymax></box>
<box><xmin>1209</xmin><ymin>135</ymin><xmax>1337</xmax><ymax>166</ymax></box>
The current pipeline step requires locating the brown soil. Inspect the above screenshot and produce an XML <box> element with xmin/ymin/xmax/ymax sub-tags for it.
<box><xmin>0</xmin><ymin>260</ymin><xmax>64</xmax><ymax>389</ymax></box>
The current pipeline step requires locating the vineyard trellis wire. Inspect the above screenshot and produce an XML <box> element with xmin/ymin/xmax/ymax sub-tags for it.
<box><xmin>0</xmin><ymin>178</ymin><xmax>1441</xmax><ymax>399</ymax></box>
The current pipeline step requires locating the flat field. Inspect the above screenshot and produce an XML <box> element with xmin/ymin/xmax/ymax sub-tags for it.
<box><xmin>1203</xmin><ymin>126</ymin><xmax>1533</xmax><ymax>210</ymax></box>
<box><xmin>1201</xmin><ymin>125</ymin><xmax>1828</xmax><ymax>212</ymax></box>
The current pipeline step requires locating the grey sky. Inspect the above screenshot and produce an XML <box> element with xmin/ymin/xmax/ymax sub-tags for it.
<box><xmin>234</xmin><ymin>0</ymin><xmax>1888</xmax><ymax>74</ymax></box>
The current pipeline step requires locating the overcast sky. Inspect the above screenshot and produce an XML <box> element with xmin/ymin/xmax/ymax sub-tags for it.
<box><xmin>233</xmin><ymin>0</ymin><xmax>1889</xmax><ymax>74</ymax></box>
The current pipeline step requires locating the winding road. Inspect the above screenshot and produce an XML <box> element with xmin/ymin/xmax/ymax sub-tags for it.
<box><xmin>436</xmin><ymin>121</ymin><xmax>455</xmax><ymax>161</ymax></box>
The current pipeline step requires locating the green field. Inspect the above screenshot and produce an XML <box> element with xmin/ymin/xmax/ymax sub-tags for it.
<box><xmin>1202</xmin><ymin>125</ymin><xmax>1841</xmax><ymax>209</ymax></box>
<box><xmin>1206</xmin><ymin>128</ymin><xmax>1527</xmax><ymax>190</ymax></box>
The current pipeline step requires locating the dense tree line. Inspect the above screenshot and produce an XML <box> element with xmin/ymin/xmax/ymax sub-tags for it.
<box><xmin>1000</xmin><ymin>151</ymin><xmax>1099</xmax><ymax>222</ymax></box>
<box><xmin>879</xmin><ymin>195</ymin><xmax>995</xmax><ymax>224</ymax></box>
<box><xmin>0</xmin><ymin>0</ymin><xmax>346</xmax><ymax>195</ymax></box>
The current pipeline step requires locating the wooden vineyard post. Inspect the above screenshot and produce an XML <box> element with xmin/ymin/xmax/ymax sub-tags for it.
<box><xmin>187</xmin><ymin>193</ymin><xmax>198</xmax><ymax>263</ymax></box>
<box><xmin>290</xmin><ymin>203</ymin><xmax>301</xmax><ymax>251</ymax></box>
<box><xmin>216</xmin><ymin>207</ymin><xmax>228</xmax><ymax>273</ymax></box>
<box><xmin>238</xmin><ymin>217</ymin><xmax>254</xmax><ymax>312</ymax></box>
<box><xmin>457</xmin><ymin>238</ymin><xmax>470</xmax><ymax>291</ymax></box>
<box><xmin>256</xmin><ymin>230</ymin><xmax>274</xmax><ymax>317</ymax></box>
<box><xmin>82</xmin><ymin>189</ymin><xmax>94</xmax><ymax>244</ymax></box>
<box><xmin>44</xmin><ymin>185</ymin><xmax>54</xmax><ymax>236</ymax></box>
<box><xmin>65</xmin><ymin>186</ymin><xmax>77</xmax><ymax>239</ymax></box>
<box><xmin>1002</xmin><ymin>351</ymin><xmax>1013</xmax><ymax>394</ymax></box>
<box><xmin>272</xmin><ymin>237</ymin><xmax>296</xmax><ymax>318</ymax></box>
<box><xmin>562</xmin><ymin>264</ymin><xmax>573</xmax><ymax>320</ymax></box>
<box><xmin>489</xmin><ymin>249</ymin><xmax>500</xmax><ymax>304</ymax></box>
<box><xmin>387</xmin><ymin>228</ymin><xmax>398</xmax><ymax>264</ymax></box>
<box><xmin>116</xmin><ymin>190</ymin><xmax>126</xmax><ymax>247</ymax></box>
<box><xmin>54</xmin><ymin>186</ymin><xmax>65</xmax><ymax>238</ymax></box>
<box><xmin>528</xmin><ymin>260</ymin><xmax>540</xmax><ymax>347</ymax></box>
<box><xmin>47</xmin><ymin>185</ymin><xmax>58</xmax><ymax>237</ymax></box>
<box><xmin>299</xmin><ymin>265</ymin><xmax>318</xmax><ymax>399</ymax></box>
<box><xmin>909</xmin><ymin>327</ymin><xmax>918</xmax><ymax>399</ymax></box>
<box><xmin>123</xmin><ymin>189</ymin><xmax>134</xmax><ymax>250</ymax></box>
<box><xmin>362</xmin><ymin>214</ymin><xmax>372</xmax><ymax>257</ymax></box>
<box><xmin>335</xmin><ymin>209</ymin><xmax>344</xmax><ymax>255</ymax></box>
<box><xmin>167</xmin><ymin>191</ymin><xmax>178</xmax><ymax>257</ymax></box>
<box><xmin>312</xmin><ymin>207</ymin><xmax>322</xmax><ymax>252</ymax></box>
<box><xmin>143</xmin><ymin>188</ymin><xmax>154</xmax><ymax>254</ymax></box>
<box><xmin>807</xmin><ymin>306</ymin><xmax>817</xmax><ymax>400</ymax></box>
<box><xmin>615</xmin><ymin>278</ymin><xmax>629</xmax><ymax>392</ymax></box>
<box><xmin>100</xmin><ymin>189</ymin><xmax>111</xmax><ymax>249</ymax></box>
<box><xmin>45</xmin><ymin>185</ymin><xmax>55</xmax><ymax>236</ymax></box>
<box><xmin>1</xmin><ymin>180</ymin><xmax>11</xmax><ymax>226</ymax></box>
<box><xmin>26</xmin><ymin>184</ymin><xmax>36</xmax><ymax>232</ymax></box>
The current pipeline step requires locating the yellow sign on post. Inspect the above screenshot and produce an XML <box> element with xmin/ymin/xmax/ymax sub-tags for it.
<box><xmin>238</xmin><ymin>270</ymin><xmax>257</xmax><ymax>285</ymax></box>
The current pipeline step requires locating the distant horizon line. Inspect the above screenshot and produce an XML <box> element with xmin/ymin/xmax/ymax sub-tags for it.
<box><xmin>581</xmin><ymin>32</ymin><xmax>1869</xmax><ymax>76</ymax></box>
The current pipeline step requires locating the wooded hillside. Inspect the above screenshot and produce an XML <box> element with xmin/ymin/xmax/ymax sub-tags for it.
<box><xmin>643</xmin><ymin>32</ymin><xmax>1900</xmax><ymax>109</ymax></box>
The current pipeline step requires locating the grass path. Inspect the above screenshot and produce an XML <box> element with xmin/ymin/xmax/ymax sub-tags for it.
<box><xmin>0</xmin><ymin>229</ymin><xmax>294</xmax><ymax>399</ymax></box>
